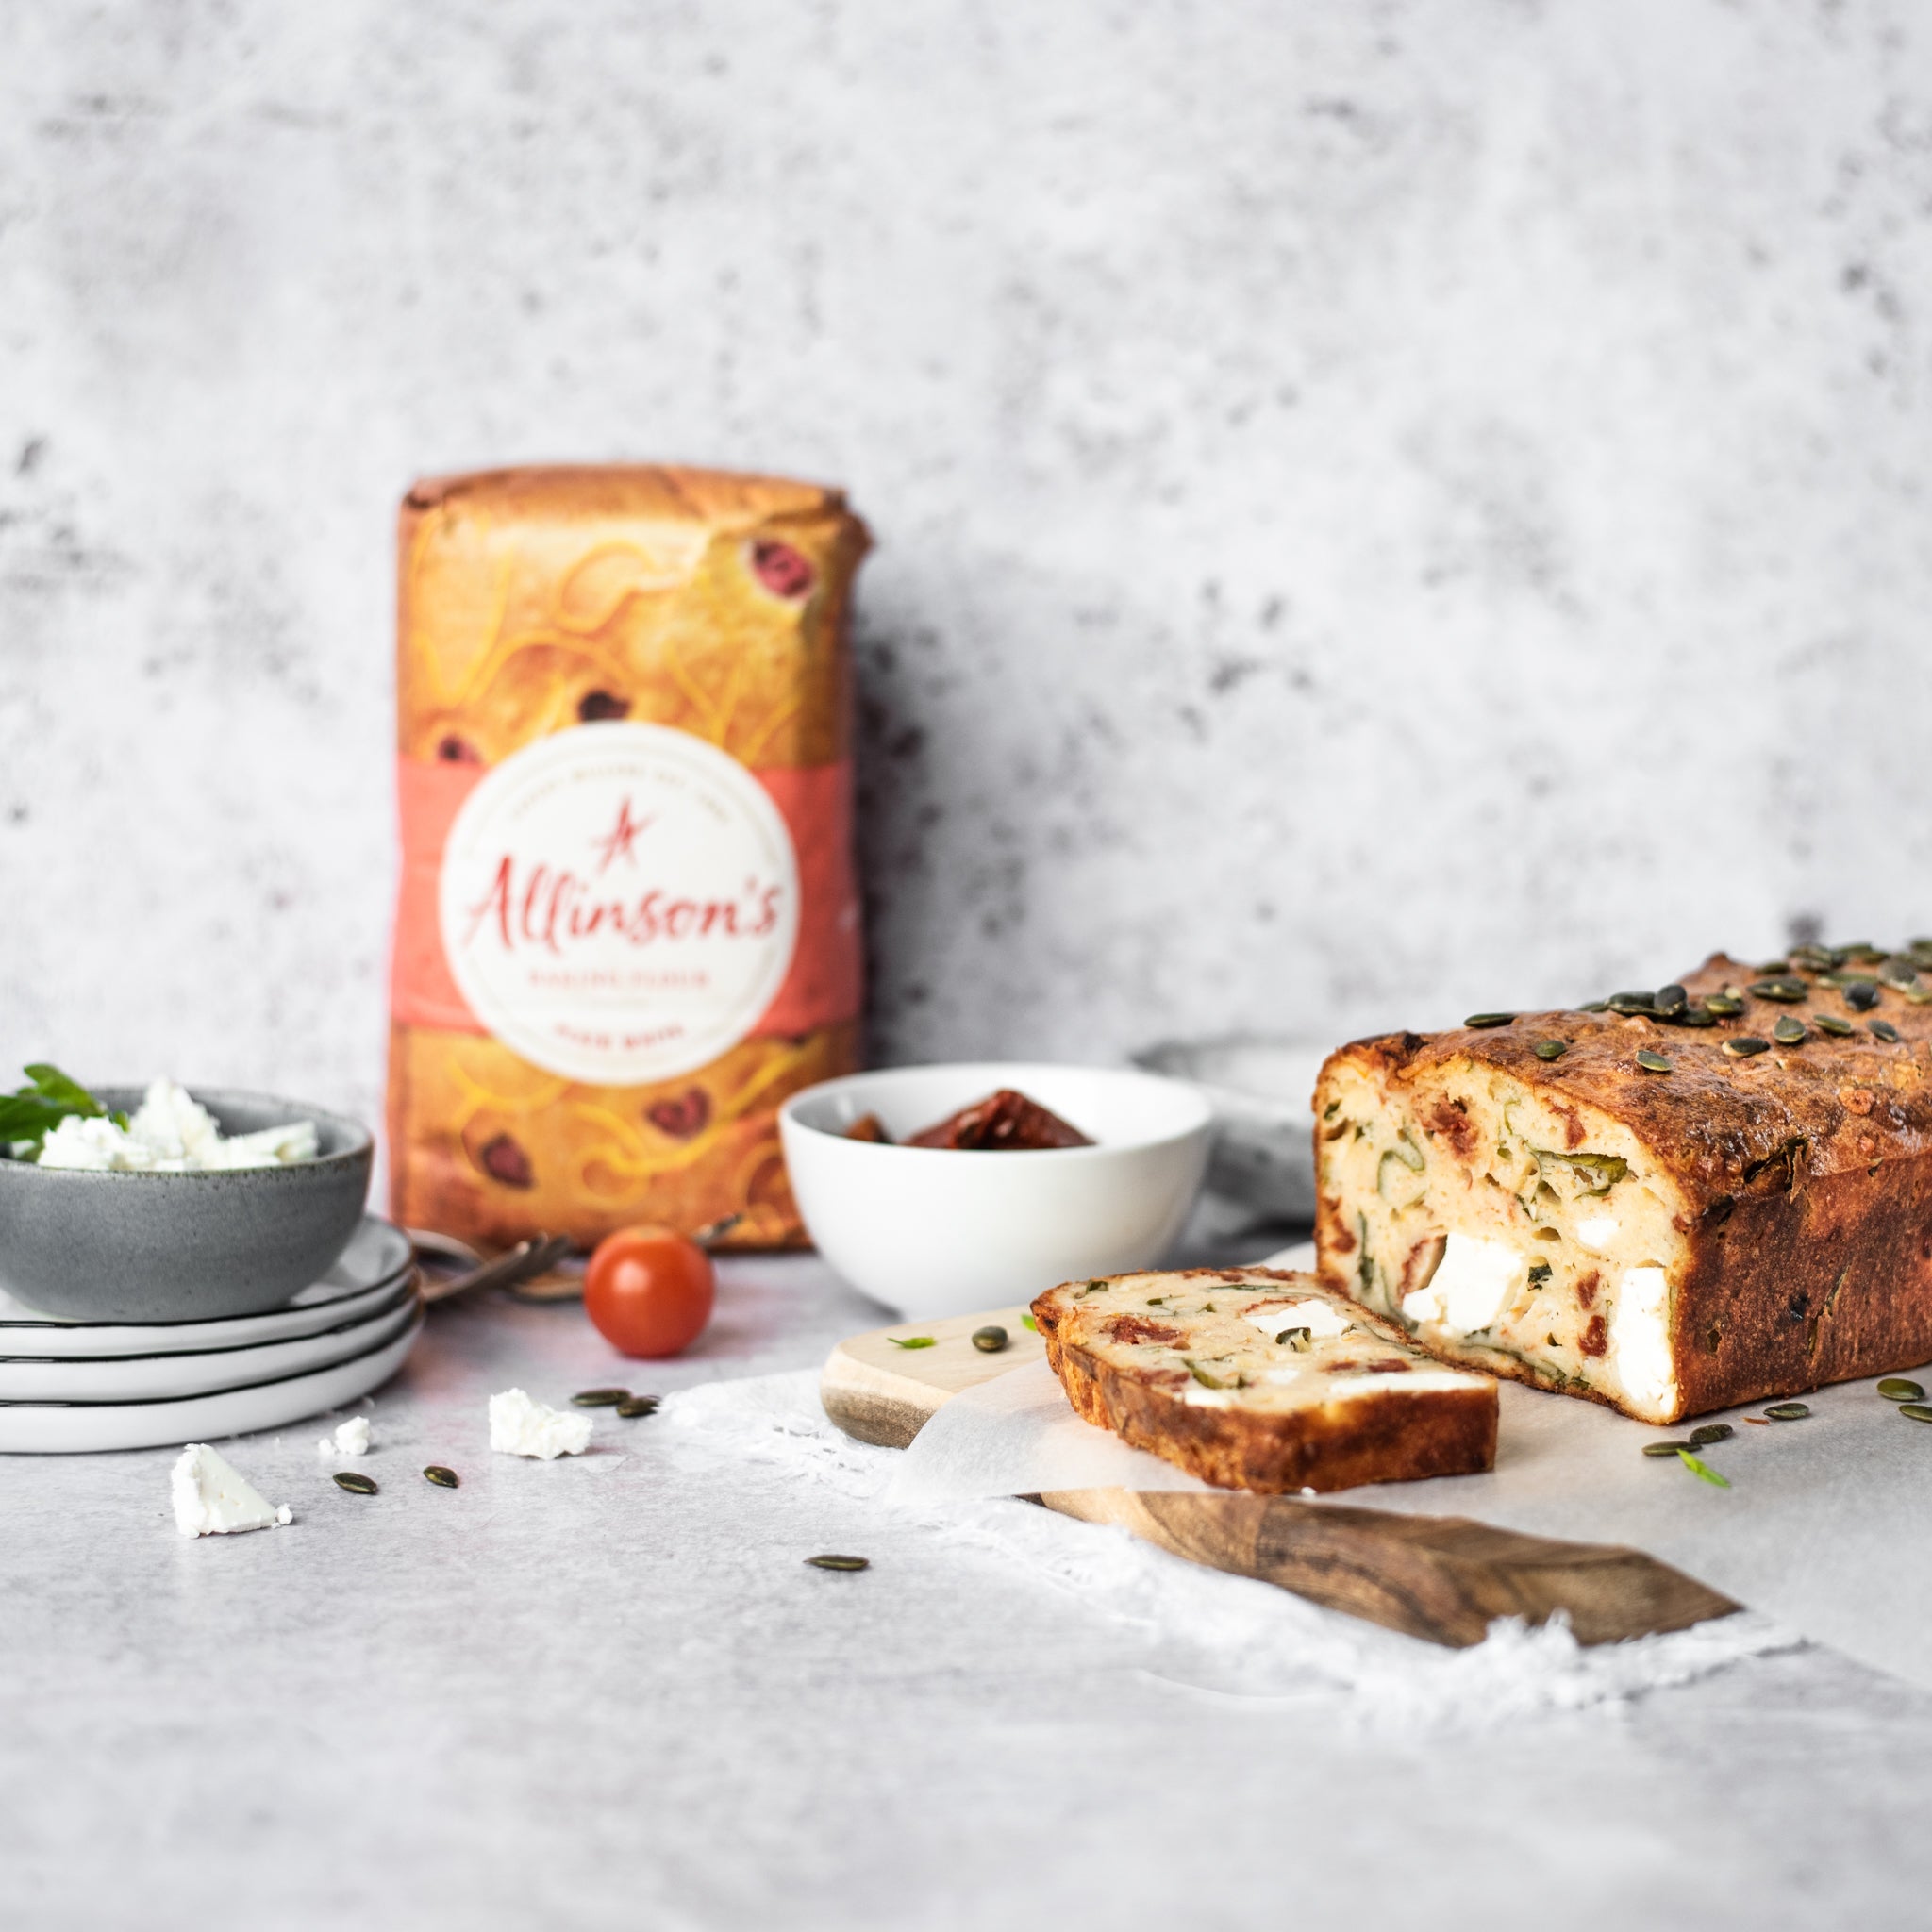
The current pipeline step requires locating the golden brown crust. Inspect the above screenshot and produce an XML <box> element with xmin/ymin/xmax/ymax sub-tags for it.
<box><xmin>1031</xmin><ymin>1270</ymin><xmax>1497</xmax><ymax>1495</ymax></box>
<box><xmin>1315</xmin><ymin>951</ymin><xmax>1932</xmax><ymax>1418</ymax></box>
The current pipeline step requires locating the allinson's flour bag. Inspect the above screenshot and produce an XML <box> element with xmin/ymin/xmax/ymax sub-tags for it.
<box><xmin>387</xmin><ymin>466</ymin><xmax>868</xmax><ymax>1250</ymax></box>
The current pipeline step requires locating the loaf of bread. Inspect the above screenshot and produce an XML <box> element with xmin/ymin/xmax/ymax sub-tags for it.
<box><xmin>1314</xmin><ymin>947</ymin><xmax>1932</xmax><ymax>1424</ymax></box>
<box><xmin>1031</xmin><ymin>1269</ymin><xmax>1497</xmax><ymax>1493</ymax></box>
<box><xmin>387</xmin><ymin>465</ymin><xmax>868</xmax><ymax>1252</ymax></box>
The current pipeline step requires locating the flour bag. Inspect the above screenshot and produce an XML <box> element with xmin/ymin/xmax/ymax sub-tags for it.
<box><xmin>387</xmin><ymin>465</ymin><xmax>868</xmax><ymax>1250</ymax></box>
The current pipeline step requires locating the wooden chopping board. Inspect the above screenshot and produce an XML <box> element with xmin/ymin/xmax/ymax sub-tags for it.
<box><xmin>821</xmin><ymin>1307</ymin><xmax>1738</xmax><ymax>1650</ymax></box>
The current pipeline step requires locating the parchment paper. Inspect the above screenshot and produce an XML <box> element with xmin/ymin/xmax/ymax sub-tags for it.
<box><xmin>888</xmin><ymin>1245</ymin><xmax>1932</xmax><ymax>1689</ymax></box>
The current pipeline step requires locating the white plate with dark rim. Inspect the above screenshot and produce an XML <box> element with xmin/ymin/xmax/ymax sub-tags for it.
<box><xmin>0</xmin><ymin>1304</ymin><xmax>425</xmax><ymax>1453</ymax></box>
<box><xmin>0</xmin><ymin>1288</ymin><xmax>421</xmax><ymax>1403</ymax></box>
<box><xmin>0</xmin><ymin>1217</ymin><xmax>411</xmax><ymax>1359</ymax></box>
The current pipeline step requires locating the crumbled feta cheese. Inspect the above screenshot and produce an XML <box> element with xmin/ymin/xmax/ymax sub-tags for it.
<box><xmin>1574</xmin><ymin>1212</ymin><xmax>1620</xmax><ymax>1253</ymax></box>
<box><xmin>316</xmin><ymin>1416</ymin><xmax>371</xmax><ymax>1458</ymax></box>
<box><xmin>1244</xmin><ymin>1298</ymin><xmax>1352</xmax><ymax>1341</ymax></box>
<box><xmin>489</xmin><ymin>1389</ymin><xmax>591</xmax><ymax>1459</ymax></box>
<box><xmin>1401</xmin><ymin>1232</ymin><xmax>1520</xmax><ymax>1336</ymax></box>
<box><xmin>37</xmin><ymin>1078</ymin><xmax>317</xmax><ymax>1174</ymax></box>
<box><xmin>171</xmin><ymin>1443</ymin><xmax>291</xmax><ymax>1537</ymax></box>
<box><xmin>1610</xmin><ymin>1264</ymin><xmax>1677</xmax><ymax>1415</ymax></box>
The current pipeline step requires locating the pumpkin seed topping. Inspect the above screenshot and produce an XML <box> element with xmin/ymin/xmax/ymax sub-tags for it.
<box><xmin>1607</xmin><ymin>991</ymin><xmax>1657</xmax><ymax>1015</ymax></box>
<box><xmin>1689</xmin><ymin>1423</ymin><xmax>1734</xmax><ymax>1446</ymax></box>
<box><xmin>1705</xmin><ymin>993</ymin><xmax>1746</xmax><ymax>1017</ymax></box>
<box><xmin>1667</xmin><ymin>1005</ymin><xmax>1719</xmax><ymax>1028</ymax></box>
<box><xmin>1724</xmin><ymin>1036</ymin><xmax>1770</xmax><ymax>1058</ymax></box>
<box><xmin>1764</xmin><ymin>1402</ymin><xmax>1811</xmax><ymax>1421</ymax></box>
<box><xmin>1881</xmin><ymin>957</ymin><xmax>1922</xmax><ymax>990</ymax></box>
<box><xmin>972</xmin><ymin>1325</ymin><xmax>1009</xmax><ymax>1353</ymax></box>
<box><xmin>1578</xmin><ymin>1000</ymin><xmax>1610</xmax><ymax>1013</ymax></box>
<box><xmin>1899</xmin><ymin>1404</ymin><xmax>1932</xmax><ymax>1424</ymax></box>
<box><xmin>1534</xmin><ymin>1039</ymin><xmax>1568</xmax><ymax>1061</ymax></box>
<box><xmin>1840</xmin><ymin>941</ymin><xmax>1885</xmax><ymax>963</ymax></box>
<box><xmin>1653</xmin><ymin>984</ymin><xmax>1689</xmax><ymax>1017</ymax></box>
<box><xmin>1878</xmin><ymin>1378</ymin><xmax>1925</xmax><ymax>1402</ymax></box>
<box><xmin>806</xmin><ymin>1554</ymin><xmax>871</xmax><ymax>1571</ymax></box>
<box><xmin>1815</xmin><ymin>1012</ymin><xmax>1855</xmax><ymax>1036</ymax></box>
<box><xmin>423</xmin><ymin>1465</ymin><xmax>459</xmax><ymax>1489</ymax></box>
<box><xmin>1870</xmin><ymin>1019</ymin><xmax>1902</xmax><ymax>1042</ymax></box>
<box><xmin>1845</xmin><ymin>980</ymin><xmax>1881</xmax><ymax>1012</ymax></box>
<box><xmin>1465</xmin><ymin>1012</ymin><xmax>1516</xmax><ymax>1028</ymax></box>
<box><xmin>1643</xmin><ymin>1441</ymin><xmax>1696</xmax><ymax>1457</ymax></box>
<box><xmin>333</xmin><ymin>1472</ymin><xmax>378</xmax><ymax>1495</ymax></box>
<box><xmin>571</xmin><ymin>1388</ymin><xmax>629</xmax><ymax>1407</ymax></box>
<box><xmin>1773</xmin><ymin>1017</ymin><xmax>1807</xmax><ymax>1045</ymax></box>
<box><xmin>1749</xmin><ymin>977</ymin><xmax>1807</xmax><ymax>1004</ymax></box>
<box><xmin>1635</xmin><ymin>1049</ymin><xmax>1672</xmax><ymax>1074</ymax></box>
<box><xmin>615</xmin><ymin>1395</ymin><xmax>660</xmax><ymax>1418</ymax></box>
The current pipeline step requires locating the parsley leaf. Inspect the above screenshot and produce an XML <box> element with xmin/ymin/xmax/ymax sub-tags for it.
<box><xmin>1676</xmin><ymin>1449</ymin><xmax>1731</xmax><ymax>1489</ymax></box>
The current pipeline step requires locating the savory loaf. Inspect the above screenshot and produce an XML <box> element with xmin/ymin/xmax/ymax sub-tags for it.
<box><xmin>1031</xmin><ymin>1269</ymin><xmax>1497</xmax><ymax>1494</ymax></box>
<box><xmin>1314</xmin><ymin>946</ymin><xmax>1932</xmax><ymax>1424</ymax></box>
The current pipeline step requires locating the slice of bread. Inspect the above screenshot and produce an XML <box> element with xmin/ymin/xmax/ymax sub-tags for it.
<box><xmin>1032</xmin><ymin>1268</ymin><xmax>1498</xmax><ymax>1494</ymax></box>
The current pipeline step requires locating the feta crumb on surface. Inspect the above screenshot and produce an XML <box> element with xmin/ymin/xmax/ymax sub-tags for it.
<box><xmin>489</xmin><ymin>1389</ymin><xmax>592</xmax><ymax>1459</ymax></box>
<box><xmin>171</xmin><ymin>1443</ymin><xmax>290</xmax><ymax>1538</ymax></box>
<box><xmin>37</xmin><ymin>1078</ymin><xmax>318</xmax><ymax>1174</ymax></box>
<box><xmin>316</xmin><ymin>1416</ymin><xmax>371</xmax><ymax>1458</ymax></box>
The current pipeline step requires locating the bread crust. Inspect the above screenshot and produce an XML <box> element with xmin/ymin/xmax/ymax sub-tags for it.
<box><xmin>1315</xmin><ymin>951</ymin><xmax>1932</xmax><ymax>1419</ymax></box>
<box><xmin>1032</xmin><ymin>1269</ymin><xmax>1497</xmax><ymax>1495</ymax></box>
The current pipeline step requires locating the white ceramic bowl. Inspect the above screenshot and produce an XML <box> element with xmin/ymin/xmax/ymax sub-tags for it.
<box><xmin>779</xmin><ymin>1062</ymin><xmax>1214</xmax><ymax>1319</ymax></box>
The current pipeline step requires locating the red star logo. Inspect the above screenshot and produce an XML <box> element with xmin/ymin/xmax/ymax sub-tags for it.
<box><xmin>591</xmin><ymin>795</ymin><xmax>652</xmax><ymax>873</ymax></box>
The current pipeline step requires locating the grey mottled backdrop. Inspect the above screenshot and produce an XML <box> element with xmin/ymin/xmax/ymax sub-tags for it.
<box><xmin>5</xmin><ymin>0</ymin><xmax>1932</xmax><ymax>1142</ymax></box>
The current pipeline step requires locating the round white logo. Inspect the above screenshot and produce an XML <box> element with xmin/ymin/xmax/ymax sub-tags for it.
<box><xmin>439</xmin><ymin>724</ymin><xmax>800</xmax><ymax>1084</ymax></box>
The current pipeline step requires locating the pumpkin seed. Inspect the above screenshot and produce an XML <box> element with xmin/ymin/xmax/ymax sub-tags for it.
<box><xmin>1636</xmin><ymin>1049</ymin><xmax>1672</xmax><ymax>1074</ymax></box>
<box><xmin>1815</xmin><ymin>1012</ymin><xmax>1855</xmax><ymax>1036</ymax></box>
<box><xmin>805</xmin><ymin>1554</ymin><xmax>870</xmax><ymax>1571</ymax></box>
<box><xmin>1534</xmin><ymin>1039</ymin><xmax>1568</xmax><ymax>1061</ymax></box>
<box><xmin>1749</xmin><ymin>978</ymin><xmax>1807</xmax><ymax>1003</ymax></box>
<box><xmin>1763</xmin><ymin>1402</ymin><xmax>1811</xmax><ymax>1421</ymax></box>
<box><xmin>1790</xmin><ymin>945</ymin><xmax>1834</xmax><ymax>970</ymax></box>
<box><xmin>615</xmin><ymin>1395</ymin><xmax>659</xmax><ymax>1418</ymax></box>
<box><xmin>1773</xmin><ymin>1017</ymin><xmax>1807</xmax><ymax>1045</ymax></box>
<box><xmin>1899</xmin><ymin>1404</ymin><xmax>1932</xmax><ymax>1424</ymax></box>
<box><xmin>1705</xmin><ymin>993</ymin><xmax>1746</xmax><ymax>1017</ymax></box>
<box><xmin>571</xmin><ymin>1388</ymin><xmax>629</xmax><ymax>1407</ymax></box>
<box><xmin>423</xmin><ymin>1465</ymin><xmax>459</xmax><ymax>1489</ymax></box>
<box><xmin>1667</xmin><ymin>1005</ymin><xmax>1718</xmax><ymax>1028</ymax></box>
<box><xmin>1877</xmin><ymin>1378</ymin><xmax>1925</xmax><ymax>1402</ymax></box>
<box><xmin>1465</xmin><ymin>1012</ymin><xmax>1516</xmax><ymax>1028</ymax></box>
<box><xmin>1724</xmin><ymin>1036</ymin><xmax>1770</xmax><ymax>1058</ymax></box>
<box><xmin>1758</xmin><ymin>960</ymin><xmax>1792</xmax><ymax>975</ymax></box>
<box><xmin>972</xmin><ymin>1325</ymin><xmax>1009</xmax><ymax>1353</ymax></box>
<box><xmin>333</xmin><ymin>1472</ymin><xmax>378</xmax><ymax>1495</ymax></box>
<box><xmin>1276</xmin><ymin>1327</ymin><xmax>1313</xmax><ymax>1352</ymax></box>
<box><xmin>1845</xmin><ymin>980</ymin><xmax>1881</xmax><ymax>1012</ymax></box>
<box><xmin>1881</xmin><ymin>957</ymin><xmax>1922</xmax><ymax>990</ymax></box>
<box><xmin>1607</xmin><ymin>991</ymin><xmax>1657</xmax><ymax>1015</ymax></box>
<box><xmin>1578</xmin><ymin>1000</ymin><xmax>1610</xmax><ymax>1013</ymax></box>
<box><xmin>1689</xmin><ymin>1423</ymin><xmax>1734</xmax><ymax>1446</ymax></box>
<box><xmin>1870</xmin><ymin>1019</ymin><xmax>1902</xmax><ymax>1042</ymax></box>
<box><xmin>1840</xmin><ymin>941</ymin><xmax>1885</xmax><ymax>963</ymax></box>
<box><xmin>1643</xmin><ymin>1441</ymin><xmax>1696</xmax><ymax>1457</ymax></box>
<box><xmin>1653</xmin><ymin>984</ymin><xmax>1689</xmax><ymax>1017</ymax></box>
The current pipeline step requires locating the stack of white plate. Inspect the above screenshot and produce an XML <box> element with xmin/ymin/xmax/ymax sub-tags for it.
<box><xmin>0</xmin><ymin>1217</ymin><xmax>423</xmax><ymax>1453</ymax></box>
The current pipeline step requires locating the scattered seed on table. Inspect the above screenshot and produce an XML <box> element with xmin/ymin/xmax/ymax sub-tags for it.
<box><xmin>423</xmin><ymin>1465</ymin><xmax>459</xmax><ymax>1489</ymax></box>
<box><xmin>571</xmin><ymin>1388</ymin><xmax>629</xmax><ymax>1407</ymax></box>
<box><xmin>334</xmin><ymin>1472</ymin><xmax>378</xmax><ymax>1495</ymax></box>
<box><xmin>615</xmin><ymin>1395</ymin><xmax>660</xmax><ymax>1419</ymax></box>
<box><xmin>1643</xmin><ymin>1441</ymin><xmax>1697</xmax><ymax>1457</ymax></box>
<box><xmin>1899</xmin><ymin>1403</ymin><xmax>1932</xmax><ymax>1424</ymax></box>
<box><xmin>972</xmin><ymin>1325</ymin><xmax>1009</xmax><ymax>1353</ymax></box>
<box><xmin>1763</xmin><ymin>1402</ymin><xmax>1811</xmax><ymax>1421</ymax></box>
<box><xmin>1690</xmin><ymin>1423</ymin><xmax>1734</xmax><ymax>1446</ymax></box>
<box><xmin>1878</xmin><ymin>1378</ymin><xmax>1925</xmax><ymax>1403</ymax></box>
<box><xmin>806</xmin><ymin>1554</ymin><xmax>870</xmax><ymax>1572</ymax></box>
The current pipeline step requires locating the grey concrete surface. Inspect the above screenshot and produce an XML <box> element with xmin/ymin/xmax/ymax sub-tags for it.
<box><xmin>2</xmin><ymin>1252</ymin><xmax>1930</xmax><ymax>1931</ymax></box>
<box><xmin>7</xmin><ymin>3</ymin><xmax>1932</xmax><ymax>1130</ymax></box>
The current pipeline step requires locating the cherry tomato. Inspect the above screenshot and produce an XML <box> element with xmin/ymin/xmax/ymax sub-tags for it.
<box><xmin>584</xmin><ymin>1224</ymin><xmax>715</xmax><ymax>1358</ymax></box>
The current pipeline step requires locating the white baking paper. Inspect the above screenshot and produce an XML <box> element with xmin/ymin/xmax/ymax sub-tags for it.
<box><xmin>889</xmin><ymin>1244</ymin><xmax>1932</xmax><ymax>1690</ymax></box>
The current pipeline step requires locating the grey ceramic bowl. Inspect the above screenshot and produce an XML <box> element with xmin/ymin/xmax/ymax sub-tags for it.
<box><xmin>1132</xmin><ymin>1036</ymin><xmax>1328</xmax><ymax>1222</ymax></box>
<box><xmin>0</xmin><ymin>1089</ymin><xmax>374</xmax><ymax>1321</ymax></box>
